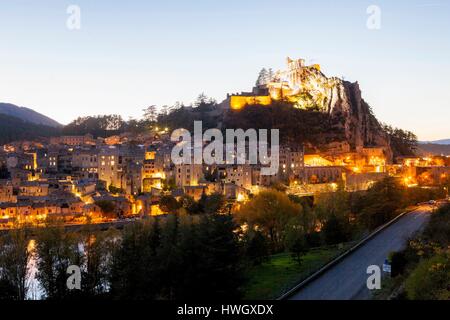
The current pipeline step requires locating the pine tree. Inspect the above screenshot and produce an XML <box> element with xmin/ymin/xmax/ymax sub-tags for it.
<box><xmin>256</xmin><ymin>68</ymin><xmax>269</xmax><ymax>86</ymax></box>
<box><xmin>267</xmin><ymin>68</ymin><xmax>275</xmax><ymax>83</ymax></box>
<box><xmin>143</xmin><ymin>105</ymin><xmax>158</xmax><ymax>123</ymax></box>
<box><xmin>0</xmin><ymin>227</ymin><xmax>32</xmax><ymax>300</ymax></box>
<box><xmin>35</xmin><ymin>224</ymin><xmax>83</xmax><ymax>300</ymax></box>
<box><xmin>155</xmin><ymin>215</ymin><xmax>182</xmax><ymax>299</ymax></box>
<box><xmin>110</xmin><ymin>220</ymin><xmax>161</xmax><ymax>299</ymax></box>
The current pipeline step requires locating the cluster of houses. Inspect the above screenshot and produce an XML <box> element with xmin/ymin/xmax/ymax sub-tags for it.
<box><xmin>1</xmin><ymin>130</ymin><xmax>449</xmax><ymax>229</ymax></box>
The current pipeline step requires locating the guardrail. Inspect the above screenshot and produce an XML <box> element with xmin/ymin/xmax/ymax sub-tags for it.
<box><xmin>277</xmin><ymin>206</ymin><xmax>421</xmax><ymax>300</ymax></box>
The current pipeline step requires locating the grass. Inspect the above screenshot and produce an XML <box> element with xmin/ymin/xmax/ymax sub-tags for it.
<box><xmin>243</xmin><ymin>244</ymin><xmax>352</xmax><ymax>300</ymax></box>
<box><xmin>371</xmin><ymin>275</ymin><xmax>406</xmax><ymax>300</ymax></box>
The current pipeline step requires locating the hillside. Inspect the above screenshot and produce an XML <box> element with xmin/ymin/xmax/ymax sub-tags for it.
<box><xmin>0</xmin><ymin>102</ymin><xmax>62</xmax><ymax>127</ymax></box>
<box><xmin>418</xmin><ymin>143</ymin><xmax>450</xmax><ymax>156</ymax></box>
<box><xmin>420</xmin><ymin>139</ymin><xmax>450</xmax><ymax>145</ymax></box>
<box><xmin>156</xmin><ymin>64</ymin><xmax>417</xmax><ymax>162</ymax></box>
<box><xmin>0</xmin><ymin>113</ymin><xmax>60</xmax><ymax>145</ymax></box>
<box><xmin>222</xmin><ymin>65</ymin><xmax>412</xmax><ymax>161</ymax></box>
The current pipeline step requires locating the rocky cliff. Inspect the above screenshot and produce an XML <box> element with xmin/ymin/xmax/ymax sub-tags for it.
<box><xmin>281</xmin><ymin>67</ymin><xmax>393</xmax><ymax>161</ymax></box>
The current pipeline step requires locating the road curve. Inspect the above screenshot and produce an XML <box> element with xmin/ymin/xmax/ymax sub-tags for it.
<box><xmin>290</xmin><ymin>205</ymin><xmax>432</xmax><ymax>300</ymax></box>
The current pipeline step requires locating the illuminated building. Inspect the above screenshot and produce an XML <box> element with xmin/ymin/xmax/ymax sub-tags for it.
<box><xmin>223</xmin><ymin>165</ymin><xmax>252</xmax><ymax>189</ymax></box>
<box><xmin>50</xmin><ymin>134</ymin><xmax>95</xmax><ymax>146</ymax></box>
<box><xmin>19</xmin><ymin>181</ymin><xmax>49</xmax><ymax>197</ymax></box>
<box><xmin>221</xmin><ymin>57</ymin><xmax>323</xmax><ymax>110</ymax></box>
<box><xmin>304</xmin><ymin>154</ymin><xmax>334</xmax><ymax>167</ymax></box>
<box><xmin>0</xmin><ymin>180</ymin><xmax>16</xmax><ymax>203</ymax></box>
<box><xmin>175</xmin><ymin>163</ymin><xmax>204</xmax><ymax>188</ymax></box>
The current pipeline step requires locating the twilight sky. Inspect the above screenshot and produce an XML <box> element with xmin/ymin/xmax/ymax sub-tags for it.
<box><xmin>0</xmin><ymin>0</ymin><xmax>449</xmax><ymax>140</ymax></box>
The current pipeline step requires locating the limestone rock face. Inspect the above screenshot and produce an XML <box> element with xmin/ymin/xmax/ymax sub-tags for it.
<box><xmin>290</xmin><ymin>67</ymin><xmax>393</xmax><ymax>161</ymax></box>
<box><xmin>222</xmin><ymin>61</ymin><xmax>393</xmax><ymax>161</ymax></box>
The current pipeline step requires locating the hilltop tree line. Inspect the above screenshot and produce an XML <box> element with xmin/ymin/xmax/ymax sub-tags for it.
<box><xmin>1</xmin><ymin>86</ymin><xmax>418</xmax><ymax>157</ymax></box>
<box><xmin>223</xmin><ymin>101</ymin><xmax>346</xmax><ymax>147</ymax></box>
<box><xmin>255</xmin><ymin>68</ymin><xmax>275</xmax><ymax>86</ymax></box>
<box><xmin>383</xmin><ymin>124</ymin><xmax>418</xmax><ymax>157</ymax></box>
<box><xmin>61</xmin><ymin>94</ymin><xmax>220</xmax><ymax>138</ymax></box>
<box><xmin>42</xmin><ymin>102</ymin><xmax>420</xmax><ymax>158</ymax></box>
<box><xmin>0</xmin><ymin>113</ymin><xmax>60</xmax><ymax>145</ymax></box>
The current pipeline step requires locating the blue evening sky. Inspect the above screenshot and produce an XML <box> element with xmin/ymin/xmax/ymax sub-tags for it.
<box><xmin>0</xmin><ymin>0</ymin><xmax>449</xmax><ymax>140</ymax></box>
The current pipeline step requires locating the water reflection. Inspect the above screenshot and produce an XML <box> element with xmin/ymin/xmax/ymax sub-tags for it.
<box><xmin>25</xmin><ymin>238</ymin><xmax>103</xmax><ymax>300</ymax></box>
<box><xmin>26</xmin><ymin>239</ymin><xmax>43</xmax><ymax>300</ymax></box>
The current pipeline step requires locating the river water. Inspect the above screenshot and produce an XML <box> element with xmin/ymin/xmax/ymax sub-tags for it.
<box><xmin>26</xmin><ymin>240</ymin><xmax>43</xmax><ymax>300</ymax></box>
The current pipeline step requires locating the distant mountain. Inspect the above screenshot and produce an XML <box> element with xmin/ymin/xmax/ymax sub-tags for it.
<box><xmin>418</xmin><ymin>143</ymin><xmax>450</xmax><ymax>156</ymax></box>
<box><xmin>0</xmin><ymin>102</ymin><xmax>62</xmax><ymax>128</ymax></box>
<box><xmin>420</xmin><ymin>139</ymin><xmax>450</xmax><ymax>145</ymax></box>
<box><xmin>0</xmin><ymin>113</ymin><xmax>61</xmax><ymax>145</ymax></box>
<box><xmin>423</xmin><ymin>139</ymin><xmax>450</xmax><ymax>145</ymax></box>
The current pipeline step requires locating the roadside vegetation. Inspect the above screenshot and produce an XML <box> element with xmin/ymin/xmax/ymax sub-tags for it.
<box><xmin>374</xmin><ymin>203</ymin><xmax>450</xmax><ymax>300</ymax></box>
<box><xmin>243</xmin><ymin>245</ymin><xmax>352</xmax><ymax>300</ymax></box>
<box><xmin>238</xmin><ymin>177</ymin><xmax>445</xmax><ymax>299</ymax></box>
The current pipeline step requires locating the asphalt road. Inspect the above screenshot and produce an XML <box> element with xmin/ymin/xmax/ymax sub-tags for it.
<box><xmin>290</xmin><ymin>205</ymin><xmax>432</xmax><ymax>300</ymax></box>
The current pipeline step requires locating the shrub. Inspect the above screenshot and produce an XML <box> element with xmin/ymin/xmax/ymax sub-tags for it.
<box><xmin>405</xmin><ymin>254</ymin><xmax>450</xmax><ymax>300</ymax></box>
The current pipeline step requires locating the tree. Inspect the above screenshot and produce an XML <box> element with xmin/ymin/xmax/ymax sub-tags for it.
<box><xmin>0</xmin><ymin>227</ymin><xmax>32</xmax><ymax>300</ymax></box>
<box><xmin>179</xmin><ymin>214</ymin><xmax>245</xmax><ymax>300</ymax></box>
<box><xmin>154</xmin><ymin>215</ymin><xmax>182</xmax><ymax>299</ymax></box>
<box><xmin>284</xmin><ymin>219</ymin><xmax>308</xmax><ymax>265</ymax></box>
<box><xmin>244</xmin><ymin>231</ymin><xmax>270</xmax><ymax>266</ymax></box>
<box><xmin>357</xmin><ymin>177</ymin><xmax>405</xmax><ymax>230</ymax></box>
<box><xmin>179</xmin><ymin>195</ymin><xmax>201</xmax><ymax>215</ymax></box>
<box><xmin>78</xmin><ymin>227</ymin><xmax>118</xmax><ymax>299</ymax></box>
<box><xmin>236</xmin><ymin>190</ymin><xmax>301</xmax><ymax>250</ymax></box>
<box><xmin>63</xmin><ymin>115</ymin><xmax>126</xmax><ymax>137</ymax></box>
<box><xmin>162</xmin><ymin>178</ymin><xmax>177</xmax><ymax>191</ymax></box>
<box><xmin>322</xmin><ymin>214</ymin><xmax>350</xmax><ymax>245</ymax></box>
<box><xmin>314</xmin><ymin>184</ymin><xmax>350</xmax><ymax>224</ymax></box>
<box><xmin>267</xmin><ymin>68</ymin><xmax>275</xmax><ymax>83</ymax></box>
<box><xmin>143</xmin><ymin>105</ymin><xmax>158</xmax><ymax>123</ymax></box>
<box><xmin>0</xmin><ymin>113</ymin><xmax>61</xmax><ymax>145</ymax></box>
<box><xmin>0</xmin><ymin>164</ymin><xmax>10</xmax><ymax>179</ymax></box>
<box><xmin>110</xmin><ymin>219</ymin><xmax>162</xmax><ymax>299</ymax></box>
<box><xmin>199</xmin><ymin>193</ymin><xmax>226</xmax><ymax>215</ymax></box>
<box><xmin>383</xmin><ymin>125</ymin><xmax>418</xmax><ymax>157</ymax></box>
<box><xmin>423</xmin><ymin>203</ymin><xmax>450</xmax><ymax>248</ymax></box>
<box><xmin>0</xmin><ymin>278</ymin><xmax>15</xmax><ymax>300</ymax></box>
<box><xmin>195</xmin><ymin>93</ymin><xmax>208</xmax><ymax>106</ymax></box>
<box><xmin>390</xmin><ymin>251</ymin><xmax>408</xmax><ymax>278</ymax></box>
<box><xmin>224</xmin><ymin>101</ymin><xmax>339</xmax><ymax>147</ymax></box>
<box><xmin>289</xmin><ymin>195</ymin><xmax>316</xmax><ymax>234</ymax></box>
<box><xmin>126</xmin><ymin>117</ymin><xmax>143</xmax><ymax>134</ymax></box>
<box><xmin>255</xmin><ymin>68</ymin><xmax>269</xmax><ymax>86</ymax></box>
<box><xmin>405</xmin><ymin>254</ymin><xmax>450</xmax><ymax>300</ymax></box>
<box><xmin>108</xmin><ymin>185</ymin><xmax>124</xmax><ymax>195</ymax></box>
<box><xmin>35</xmin><ymin>224</ymin><xmax>83</xmax><ymax>300</ymax></box>
<box><xmin>95</xmin><ymin>200</ymin><xmax>116</xmax><ymax>217</ymax></box>
<box><xmin>160</xmin><ymin>105</ymin><xmax>170</xmax><ymax>116</ymax></box>
<box><xmin>159</xmin><ymin>195</ymin><xmax>181</xmax><ymax>214</ymax></box>
<box><xmin>110</xmin><ymin>214</ymin><xmax>246</xmax><ymax>300</ymax></box>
